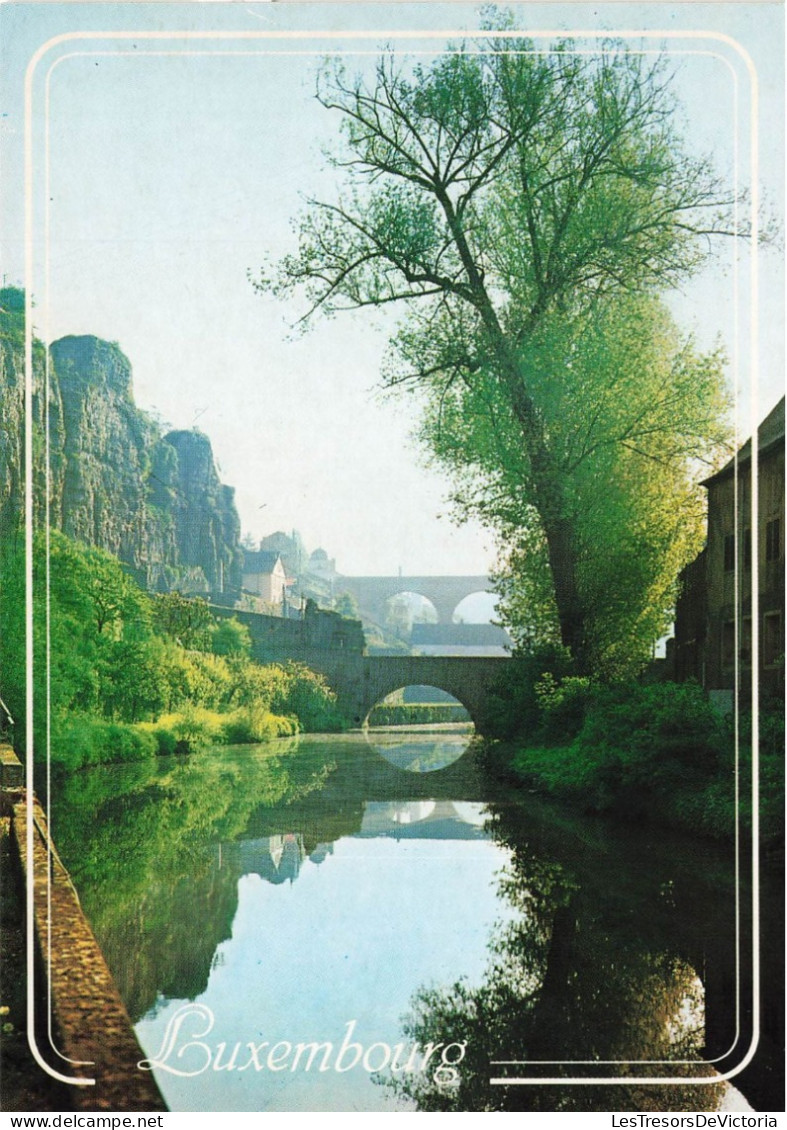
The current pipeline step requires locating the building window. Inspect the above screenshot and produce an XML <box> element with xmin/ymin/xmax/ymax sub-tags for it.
<box><xmin>721</xmin><ymin>621</ymin><xmax>736</xmax><ymax>668</ymax></box>
<box><xmin>766</xmin><ymin>518</ymin><xmax>782</xmax><ymax>562</ymax></box>
<box><xmin>763</xmin><ymin>612</ymin><xmax>783</xmax><ymax>667</ymax></box>
<box><xmin>723</xmin><ymin>535</ymin><xmax>735</xmax><ymax>572</ymax></box>
<box><xmin>743</xmin><ymin>528</ymin><xmax>751</xmax><ymax>571</ymax></box>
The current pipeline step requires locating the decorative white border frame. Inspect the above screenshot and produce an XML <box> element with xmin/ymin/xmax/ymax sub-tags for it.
<box><xmin>23</xmin><ymin>22</ymin><xmax>760</xmax><ymax>1096</ymax></box>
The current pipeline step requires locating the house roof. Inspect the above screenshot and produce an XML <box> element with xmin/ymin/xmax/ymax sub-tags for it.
<box><xmin>242</xmin><ymin>550</ymin><xmax>283</xmax><ymax>574</ymax></box>
<box><xmin>702</xmin><ymin>396</ymin><xmax>785</xmax><ymax>487</ymax></box>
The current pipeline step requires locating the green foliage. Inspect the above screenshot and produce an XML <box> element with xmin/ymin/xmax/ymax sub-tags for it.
<box><xmin>51</xmin><ymin>716</ymin><xmax>158</xmax><ymax>771</ymax></box>
<box><xmin>534</xmin><ymin>674</ymin><xmax>593</xmax><ymax>744</ymax></box>
<box><xmin>0</xmin><ymin>287</ymin><xmax>25</xmax><ymax>313</ymax></box>
<box><xmin>219</xmin><ymin>706</ymin><xmax>298</xmax><ymax>745</ymax></box>
<box><xmin>0</xmin><ymin>288</ymin><xmax>26</xmax><ymax>348</ymax></box>
<box><xmin>152</xmin><ymin>591</ymin><xmax>214</xmax><ymax>649</ymax></box>
<box><xmin>0</xmin><ymin>542</ymin><xmax>27</xmax><ymax>739</ymax></box>
<box><xmin>268</xmin><ymin>662</ymin><xmax>345</xmax><ymax>732</ymax></box>
<box><xmin>98</xmin><ymin>638</ymin><xmax>170</xmax><ymax>721</ymax></box>
<box><xmin>480</xmin><ymin>644</ymin><xmax>576</xmax><ymax>740</ymax></box>
<box><xmin>0</xmin><ymin>532</ymin><xmax>347</xmax><ymax>768</ymax></box>
<box><xmin>210</xmin><ymin>616</ymin><xmax>252</xmax><ymax>657</ymax></box>
<box><xmin>423</xmin><ymin>293</ymin><xmax>730</xmax><ymax>676</ymax></box>
<box><xmin>508</xmin><ymin>681</ymin><xmax>744</xmax><ymax>836</ymax></box>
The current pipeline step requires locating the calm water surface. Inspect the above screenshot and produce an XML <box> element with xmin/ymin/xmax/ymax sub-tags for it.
<box><xmin>49</xmin><ymin>732</ymin><xmax>766</xmax><ymax>1112</ymax></box>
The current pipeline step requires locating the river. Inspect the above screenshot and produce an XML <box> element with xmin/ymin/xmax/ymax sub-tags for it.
<box><xmin>48</xmin><ymin>731</ymin><xmax>777</xmax><ymax>1112</ymax></box>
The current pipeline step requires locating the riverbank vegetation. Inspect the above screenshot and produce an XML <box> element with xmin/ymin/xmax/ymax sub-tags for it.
<box><xmin>482</xmin><ymin>646</ymin><xmax>784</xmax><ymax>843</ymax></box>
<box><xmin>0</xmin><ymin>533</ymin><xmax>343</xmax><ymax>769</ymax></box>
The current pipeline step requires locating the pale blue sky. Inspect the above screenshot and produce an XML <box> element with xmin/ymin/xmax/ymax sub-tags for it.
<box><xmin>1</xmin><ymin>2</ymin><xmax>783</xmax><ymax>574</ymax></box>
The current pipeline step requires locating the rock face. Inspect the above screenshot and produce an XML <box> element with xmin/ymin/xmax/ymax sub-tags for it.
<box><xmin>148</xmin><ymin>429</ymin><xmax>242</xmax><ymax>593</ymax></box>
<box><xmin>0</xmin><ymin>288</ymin><xmax>242</xmax><ymax>593</ymax></box>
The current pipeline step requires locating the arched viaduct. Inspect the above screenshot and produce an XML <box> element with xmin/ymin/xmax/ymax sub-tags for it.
<box><xmin>334</xmin><ymin>574</ymin><xmax>494</xmax><ymax>626</ymax></box>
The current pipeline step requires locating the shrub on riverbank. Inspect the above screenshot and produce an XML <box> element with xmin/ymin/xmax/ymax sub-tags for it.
<box><xmin>51</xmin><ymin>716</ymin><xmax>158</xmax><ymax>771</ymax></box>
<box><xmin>480</xmin><ymin>644</ymin><xmax>576</xmax><ymax>739</ymax></box>
<box><xmin>0</xmin><ymin>534</ymin><xmax>345</xmax><ymax>768</ymax></box>
<box><xmin>138</xmin><ymin>705</ymin><xmax>298</xmax><ymax>755</ymax></box>
<box><xmin>493</xmin><ymin>673</ymin><xmax>783</xmax><ymax>841</ymax></box>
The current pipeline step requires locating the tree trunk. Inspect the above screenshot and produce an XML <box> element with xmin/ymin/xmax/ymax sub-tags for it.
<box><xmin>538</xmin><ymin>507</ymin><xmax>587</xmax><ymax>669</ymax></box>
<box><xmin>447</xmin><ymin>240</ymin><xmax>590</xmax><ymax>668</ymax></box>
<box><xmin>499</xmin><ymin>357</ymin><xmax>589</xmax><ymax>671</ymax></box>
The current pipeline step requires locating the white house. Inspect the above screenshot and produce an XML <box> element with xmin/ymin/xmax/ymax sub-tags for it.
<box><xmin>242</xmin><ymin>549</ymin><xmax>288</xmax><ymax>605</ymax></box>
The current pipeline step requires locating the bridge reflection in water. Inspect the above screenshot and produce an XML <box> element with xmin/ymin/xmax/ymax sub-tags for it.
<box><xmin>364</xmin><ymin>727</ymin><xmax>475</xmax><ymax>772</ymax></box>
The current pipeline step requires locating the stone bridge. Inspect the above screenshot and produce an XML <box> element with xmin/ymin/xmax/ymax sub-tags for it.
<box><xmin>340</xmin><ymin>655</ymin><xmax>509</xmax><ymax>727</ymax></box>
<box><xmin>334</xmin><ymin>574</ymin><xmax>494</xmax><ymax>626</ymax></box>
<box><xmin>288</xmin><ymin>653</ymin><xmax>509</xmax><ymax>729</ymax></box>
<box><xmin>215</xmin><ymin>605</ymin><xmax>510</xmax><ymax>730</ymax></box>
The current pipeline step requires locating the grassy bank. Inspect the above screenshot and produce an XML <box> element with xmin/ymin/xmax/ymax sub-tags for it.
<box><xmin>367</xmin><ymin>702</ymin><xmax>470</xmax><ymax>727</ymax></box>
<box><xmin>482</xmin><ymin>669</ymin><xmax>783</xmax><ymax>843</ymax></box>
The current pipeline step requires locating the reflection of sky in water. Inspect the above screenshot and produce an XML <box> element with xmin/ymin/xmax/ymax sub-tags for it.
<box><xmin>366</xmin><ymin>730</ymin><xmax>473</xmax><ymax>772</ymax></box>
<box><xmin>135</xmin><ymin>824</ymin><xmax>516</xmax><ymax>1112</ymax></box>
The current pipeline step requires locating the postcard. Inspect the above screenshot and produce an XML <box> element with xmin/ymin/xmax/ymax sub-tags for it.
<box><xmin>0</xmin><ymin>0</ymin><xmax>783</xmax><ymax>1119</ymax></box>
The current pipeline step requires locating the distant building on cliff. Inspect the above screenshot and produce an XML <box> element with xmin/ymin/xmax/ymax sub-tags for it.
<box><xmin>241</xmin><ymin>549</ymin><xmax>288</xmax><ymax>607</ymax></box>
<box><xmin>258</xmin><ymin>530</ymin><xmax>308</xmax><ymax>578</ymax></box>
<box><xmin>671</xmin><ymin>396</ymin><xmax>784</xmax><ymax>709</ymax></box>
<box><xmin>306</xmin><ymin>547</ymin><xmax>339</xmax><ymax>581</ymax></box>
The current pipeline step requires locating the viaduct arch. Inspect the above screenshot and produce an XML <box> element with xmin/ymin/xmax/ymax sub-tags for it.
<box><xmin>334</xmin><ymin>575</ymin><xmax>495</xmax><ymax>626</ymax></box>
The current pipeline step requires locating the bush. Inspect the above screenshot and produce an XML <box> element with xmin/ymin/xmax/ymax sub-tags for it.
<box><xmin>220</xmin><ymin>705</ymin><xmax>298</xmax><ymax>744</ymax></box>
<box><xmin>269</xmin><ymin>662</ymin><xmax>345</xmax><ymax>732</ymax></box>
<box><xmin>211</xmin><ymin>617</ymin><xmax>252</xmax><ymax>657</ymax></box>
<box><xmin>580</xmin><ymin>681</ymin><xmax>724</xmax><ymax>777</ymax></box>
<box><xmin>135</xmin><ymin>722</ymin><xmax>178</xmax><ymax>756</ymax></box>
<box><xmin>50</xmin><ymin>716</ymin><xmax>157</xmax><ymax>770</ymax></box>
<box><xmin>481</xmin><ymin>644</ymin><xmax>576</xmax><ymax>739</ymax></box>
<box><xmin>535</xmin><ymin>674</ymin><xmax>593</xmax><ymax>743</ymax></box>
<box><xmin>509</xmin><ymin>680</ymin><xmax>733</xmax><ymax>831</ymax></box>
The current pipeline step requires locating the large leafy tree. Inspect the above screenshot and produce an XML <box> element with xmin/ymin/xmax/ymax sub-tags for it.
<box><xmin>255</xmin><ymin>29</ymin><xmax>734</xmax><ymax>670</ymax></box>
<box><xmin>418</xmin><ymin>293</ymin><xmax>729</xmax><ymax>674</ymax></box>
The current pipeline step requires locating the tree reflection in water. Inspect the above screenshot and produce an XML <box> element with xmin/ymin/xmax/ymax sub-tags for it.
<box><xmin>382</xmin><ymin>802</ymin><xmax>728</xmax><ymax>1113</ymax></box>
<box><xmin>49</xmin><ymin>738</ymin><xmax>331</xmax><ymax>1020</ymax></box>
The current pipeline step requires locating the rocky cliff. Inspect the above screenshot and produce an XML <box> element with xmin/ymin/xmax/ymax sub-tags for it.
<box><xmin>0</xmin><ymin>288</ymin><xmax>242</xmax><ymax>593</ymax></box>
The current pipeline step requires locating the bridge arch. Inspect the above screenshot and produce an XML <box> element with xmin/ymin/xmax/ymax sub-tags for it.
<box><xmin>335</xmin><ymin>575</ymin><xmax>495</xmax><ymax>627</ymax></box>
<box><xmin>363</xmin><ymin>683</ymin><xmax>474</xmax><ymax>771</ymax></box>
<box><xmin>365</xmin><ymin>683</ymin><xmax>471</xmax><ymax>726</ymax></box>
<box><xmin>452</xmin><ymin>590</ymin><xmax>499</xmax><ymax>624</ymax></box>
<box><xmin>382</xmin><ymin>591</ymin><xmax>439</xmax><ymax>640</ymax></box>
<box><xmin>348</xmin><ymin>655</ymin><xmax>508</xmax><ymax>730</ymax></box>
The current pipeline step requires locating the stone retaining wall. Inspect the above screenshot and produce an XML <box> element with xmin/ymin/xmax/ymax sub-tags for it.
<box><xmin>1</xmin><ymin>743</ymin><xmax>166</xmax><ymax>1111</ymax></box>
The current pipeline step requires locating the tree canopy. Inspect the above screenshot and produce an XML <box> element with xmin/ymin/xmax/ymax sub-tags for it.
<box><xmin>254</xmin><ymin>27</ymin><xmax>734</xmax><ymax>672</ymax></box>
<box><xmin>419</xmin><ymin>292</ymin><xmax>729</xmax><ymax>673</ymax></box>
